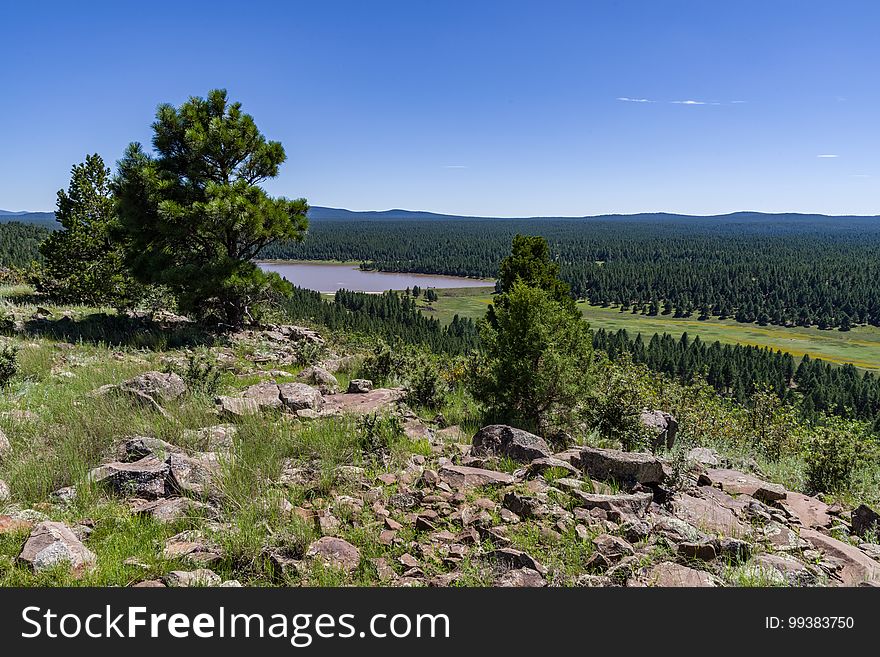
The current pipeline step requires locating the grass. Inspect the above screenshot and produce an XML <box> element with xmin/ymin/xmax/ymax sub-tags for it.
<box><xmin>415</xmin><ymin>287</ymin><xmax>880</xmax><ymax>370</ymax></box>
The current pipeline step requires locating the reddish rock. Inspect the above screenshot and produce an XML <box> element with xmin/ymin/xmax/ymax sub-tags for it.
<box><xmin>321</xmin><ymin>388</ymin><xmax>403</xmax><ymax>416</ymax></box>
<box><xmin>800</xmin><ymin>528</ymin><xmax>880</xmax><ymax>586</ymax></box>
<box><xmin>18</xmin><ymin>521</ymin><xmax>97</xmax><ymax>574</ymax></box>
<box><xmin>0</xmin><ymin>515</ymin><xmax>33</xmax><ymax>534</ymax></box>
<box><xmin>570</xmin><ymin>490</ymin><xmax>654</xmax><ymax>518</ymax></box>
<box><xmin>496</xmin><ymin>567</ymin><xmax>547</xmax><ymax>587</ymax></box>
<box><xmin>305</xmin><ymin>536</ymin><xmax>361</xmax><ymax>573</ymax></box>
<box><xmin>778</xmin><ymin>492</ymin><xmax>833</xmax><ymax>530</ymax></box>
<box><xmin>672</xmin><ymin>493</ymin><xmax>751</xmax><ymax>538</ymax></box>
<box><xmin>438</xmin><ymin>464</ymin><xmax>515</xmax><ymax>489</ymax></box>
<box><xmin>634</xmin><ymin>562</ymin><xmax>717</xmax><ymax>587</ymax></box>
<box><xmin>698</xmin><ymin>468</ymin><xmax>786</xmax><ymax>502</ymax></box>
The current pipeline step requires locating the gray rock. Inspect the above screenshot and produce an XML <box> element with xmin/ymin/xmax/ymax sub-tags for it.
<box><xmin>495</xmin><ymin>567</ymin><xmax>547</xmax><ymax>587</ymax></box>
<box><xmin>278</xmin><ymin>382</ymin><xmax>324</xmax><ymax>412</ymax></box>
<box><xmin>121</xmin><ymin>371</ymin><xmax>186</xmax><ymax>400</ymax></box>
<box><xmin>639</xmin><ymin>409</ymin><xmax>678</xmax><ymax>450</ymax></box>
<box><xmin>241</xmin><ymin>381</ymin><xmax>283</xmax><ymax>409</ymax></box>
<box><xmin>570</xmin><ymin>490</ymin><xmax>654</xmax><ymax>518</ymax></box>
<box><xmin>347</xmin><ymin>379</ymin><xmax>373</xmax><ymax>394</ymax></box>
<box><xmin>472</xmin><ymin>425</ymin><xmax>552</xmax><ymax>462</ymax></box>
<box><xmin>18</xmin><ymin>521</ymin><xmax>96</xmax><ymax>574</ymax></box>
<box><xmin>217</xmin><ymin>396</ymin><xmax>260</xmax><ymax>417</ymax></box>
<box><xmin>297</xmin><ymin>366</ymin><xmax>339</xmax><ymax>394</ymax></box>
<box><xmin>687</xmin><ymin>447</ymin><xmax>719</xmax><ymax>467</ymax></box>
<box><xmin>163</xmin><ymin>569</ymin><xmax>221</xmax><ymax>587</ymax></box>
<box><xmin>89</xmin><ymin>456</ymin><xmax>179</xmax><ymax>499</ymax></box>
<box><xmin>580</xmin><ymin>446</ymin><xmax>666</xmax><ymax>486</ymax></box>
<box><xmin>852</xmin><ymin>504</ymin><xmax>880</xmax><ymax>538</ymax></box>
<box><xmin>438</xmin><ymin>464</ymin><xmax>516</xmax><ymax>489</ymax></box>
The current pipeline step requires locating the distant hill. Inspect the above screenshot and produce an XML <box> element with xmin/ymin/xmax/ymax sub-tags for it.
<box><xmin>3</xmin><ymin>206</ymin><xmax>880</xmax><ymax>227</ymax></box>
<box><xmin>0</xmin><ymin>211</ymin><xmax>58</xmax><ymax>228</ymax></box>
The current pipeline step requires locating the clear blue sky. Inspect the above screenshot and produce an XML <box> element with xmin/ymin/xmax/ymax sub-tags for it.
<box><xmin>1</xmin><ymin>0</ymin><xmax>878</xmax><ymax>216</ymax></box>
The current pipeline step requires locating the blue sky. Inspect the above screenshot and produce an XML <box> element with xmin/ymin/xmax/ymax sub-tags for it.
<box><xmin>1</xmin><ymin>0</ymin><xmax>878</xmax><ymax>216</ymax></box>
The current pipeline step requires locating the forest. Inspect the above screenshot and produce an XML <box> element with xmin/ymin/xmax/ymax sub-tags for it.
<box><xmin>0</xmin><ymin>221</ymin><xmax>49</xmax><ymax>268</ymax></box>
<box><xmin>261</xmin><ymin>213</ymin><xmax>880</xmax><ymax>330</ymax></box>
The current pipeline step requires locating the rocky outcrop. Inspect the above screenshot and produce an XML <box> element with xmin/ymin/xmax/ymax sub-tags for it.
<box><xmin>438</xmin><ymin>464</ymin><xmax>516</xmax><ymax>489</ymax></box>
<box><xmin>89</xmin><ymin>456</ymin><xmax>179</xmax><ymax>499</ymax></box>
<box><xmin>698</xmin><ymin>468</ymin><xmax>786</xmax><ymax>503</ymax></box>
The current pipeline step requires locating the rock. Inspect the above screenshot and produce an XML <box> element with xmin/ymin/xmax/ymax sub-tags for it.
<box><xmin>116</xmin><ymin>436</ymin><xmax>180</xmax><ymax>462</ymax></box>
<box><xmin>633</xmin><ymin>562</ymin><xmax>717</xmax><ymax>587</ymax></box>
<box><xmin>0</xmin><ymin>515</ymin><xmax>33</xmax><ymax>534</ymax></box>
<box><xmin>132</xmin><ymin>580</ymin><xmax>166</xmax><ymax>588</ymax></box>
<box><xmin>652</xmin><ymin>517</ymin><xmax>706</xmax><ymax>544</ymax></box>
<box><xmin>672</xmin><ymin>493</ymin><xmax>751</xmax><ymax>538</ymax></box>
<box><xmin>297</xmin><ymin>366</ymin><xmax>339</xmax><ymax>394</ymax></box>
<box><xmin>347</xmin><ymin>379</ymin><xmax>373</xmax><ymax>394</ymax></box>
<box><xmin>678</xmin><ymin>541</ymin><xmax>718</xmax><ymax>561</ymax></box>
<box><xmin>579</xmin><ymin>447</ymin><xmax>666</xmax><ymax>486</ymax></box>
<box><xmin>241</xmin><ymin>381</ymin><xmax>283</xmax><ymax>410</ymax></box>
<box><xmin>305</xmin><ymin>536</ymin><xmax>361</xmax><ymax>573</ymax></box>
<box><xmin>502</xmin><ymin>491</ymin><xmax>546</xmax><ymax>518</ymax></box>
<box><xmin>852</xmin><ymin>504</ymin><xmax>880</xmax><ymax>538</ymax></box>
<box><xmin>216</xmin><ymin>396</ymin><xmax>260</xmax><ymax>417</ymax></box>
<box><xmin>639</xmin><ymin>409</ymin><xmax>678</xmax><ymax>450</ymax></box>
<box><xmin>527</xmin><ymin>457</ymin><xmax>579</xmax><ymax>477</ymax></box>
<box><xmin>321</xmin><ymin>388</ymin><xmax>403</xmax><ymax>416</ymax></box>
<box><xmin>438</xmin><ymin>464</ymin><xmax>515</xmax><ymax>489</ymax></box>
<box><xmin>0</xmin><ymin>479</ymin><xmax>9</xmax><ymax>502</ymax></box>
<box><xmin>687</xmin><ymin>447</ymin><xmax>720</xmax><ymax>467</ymax></box>
<box><xmin>800</xmin><ymin>528</ymin><xmax>880</xmax><ymax>586</ymax></box>
<box><xmin>0</xmin><ymin>428</ymin><xmax>9</xmax><ymax>457</ymax></box>
<box><xmin>593</xmin><ymin>534</ymin><xmax>635</xmax><ymax>559</ymax></box>
<box><xmin>698</xmin><ymin>468</ymin><xmax>786</xmax><ymax>503</ymax></box>
<box><xmin>496</xmin><ymin>568</ymin><xmax>547</xmax><ymax>587</ymax></box>
<box><xmin>18</xmin><ymin>521</ymin><xmax>96</xmax><ymax>574</ymax></box>
<box><xmin>570</xmin><ymin>490</ymin><xmax>654</xmax><ymax>518</ymax></box>
<box><xmin>163</xmin><ymin>569</ymin><xmax>221</xmax><ymax>587</ymax></box>
<box><xmin>471</xmin><ymin>425</ymin><xmax>552</xmax><ymax>462</ymax></box>
<box><xmin>167</xmin><ymin>452</ymin><xmax>219</xmax><ymax>496</ymax></box>
<box><xmin>131</xmin><ymin>497</ymin><xmax>213</xmax><ymax>523</ymax></box>
<box><xmin>163</xmin><ymin>531</ymin><xmax>223</xmax><ymax>564</ymax></box>
<box><xmin>89</xmin><ymin>456</ymin><xmax>179</xmax><ymax>499</ymax></box>
<box><xmin>486</xmin><ymin>547</ymin><xmax>546</xmax><ymax>574</ymax></box>
<box><xmin>121</xmin><ymin>371</ymin><xmax>186</xmax><ymax>400</ymax></box>
<box><xmin>278</xmin><ymin>382</ymin><xmax>324</xmax><ymax>412</ymax></box>
<box><xmin>186</xmin><ymin>425</ymin><xmax>237</xmax><ymax>452</ymax></box>
<box><xmin>746</xmin><ymin>554</ymin><xmax>819</xmax><ymax>586</ymax></box>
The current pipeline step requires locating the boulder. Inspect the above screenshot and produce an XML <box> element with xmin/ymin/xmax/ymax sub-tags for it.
<box><xmin>305</xmin><ymin>536</ymin><xmax>361</xmax><ymax>573</ymax></box>
<box><xmin>801</xmin><ymin>528</ymin><xmax>880</xmax><ymax>586</ymax></box>
<box><xmin>852</xmin><ymin>504</ymin><xmax>880</xmax><ymax>538</ymax></box>
<box><xmin>89</xmin><ymin>456</ymin><xmax>179</xmax><ymax>499</ymax></box>
<box><xmin>777</xmin><ymin>491</ymin><xmax>833</xmax><ymax>530</ymax></box>
<box><xmin>321</xmin><ymin>388</ymin><xmax>403</xmax><ymax>416</ymax></box>
<box><xmin>217</xmin><ymin>396</ymin><xmax>260</xmax><ymax>417</ymax></box>
<box><xmin>495</xmin><ymin>567</ymin><xmax>547</xmax><ymax>587</ymax></box>
<box><xmin>527</xmin><ymin>456</ymin><xmax>579</xmax><ymax>478</ymax></box>
<box><xmin>698</xmin><ymin>468</ymin><xmax>786</xmax><ymax>503</ymax></box>
<box><xmin>471</xmin><ymin>425</ymin><xmax>552</xmax><ymax>462</ymax></box>
<box><xmin>486</xmin><ymin>547</ymin><xmax>546</xmax><ymax>574</ymax></box>
<box><xmin>438</xmin><ymin>464</ymin><xmax>516</xmax><ymax>489</ymax></box>
<box><xmin>119</xmin><ymin>371</ymin><xmax>186</xmax><ymax>400</ymax></box>
<box><xmin>163</xmin><ymin>531</ymin><xmax>223</xmax><ymax>564</ymax></box>
<box><xmin>347</xmin><ymin>379</ymin><xmax>373</xmax><ymax>394</ymax></box>
<box><xmin>19</xmin><ymin>521</ymin><xmax>96</xmax><ymax>574</ymax></box>
<box><xmin>579</xmin><ymin>447</ymin><xmax>666</xmax><ymax>486</ymax></box>
<box><xmin>241</xmin><ymin>381</ymin><xmax>283</xmax><ymax>410</ymax></box>
<box><xmin>633</xmin><ymin>562</ymin><xmax>717</xmax><ymax>587</ymax></box>
<box><xmin>116</xmin><ymin>436</ymin><xmax>180</xmax><ymax>462</ymax></box>
<box><xmin>746</xmin><ymin>554</ymin><xmax>819</xmax><ymax>586</ymax></box>
<box><xmin>687</xmin><ymin>447</ymin><xmax>720</xmax><ymax>467</ymax></box>
<box><xmin>297</xmin><ymin>366</ymin><xmax>339</xmax><ymax>394</ymax></box>
<box><xmin>278</xmin><ymin>382</ymin><xmax>324</xmax><ymax>412</ymax></box>
<box><xmin>639</xmin><ymin>409</ymin><xmax>678</xmax><ymax>450</ymax></box>
<box><xmin>672</xmin><ymin>493</ymin><xmax>751</xmax><ymax>538</ymax></box>
<box><xmin>166</xmin><ymin>452</ymin><xmax>219</xmax><ymax>497</ymax></box>
<box><xmin>593</xmin><ymin>534</ymin><xmax>636</xmax><ymax>559</ymax></box>
<box><xmin>570</xmin><ymin>490</ymin><xmax>654</xmax><ymax>518</ymax></box>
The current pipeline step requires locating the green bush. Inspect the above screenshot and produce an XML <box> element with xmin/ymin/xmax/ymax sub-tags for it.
<box><xmin>356</xmin><ymin>413</ymin><xmax>404</xmax><ymax>453</ymax></box>
<box><xmin>171</xmin><ymin>351</ymin><xmax>222</xmax><ymax>397</ymax></box>
<box><xmin>0</xmin><ymin>343</ymin><xmax>18</xmax><ymax>386</ymax></box>
<box><xmin>805</xmin><ymin>420</ymin><xmax>862</xmax><ymax>494</ymax></box>
<box><xmin>403</xmin><ymin>351</ymin><xmax>448</xmax><ymax>410</ymax></box>
<box><xmin>585</xmin><ymin>355</ymin><xmax>649</xmax><ymax>450</ymax></box>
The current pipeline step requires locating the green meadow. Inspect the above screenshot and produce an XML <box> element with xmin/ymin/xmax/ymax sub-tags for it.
<box><xmin>416</xmin><ymin>287</ymin><xmax>880</xmax><ymax>371</ymax></box>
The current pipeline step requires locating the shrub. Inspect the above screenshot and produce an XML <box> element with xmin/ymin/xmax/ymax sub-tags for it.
<box><xmin>0</xmin><ymin>343</ymin><xmax>18</xmax><ymax>386</ymax></box>
<box><xmin>470</xmin><ymin>281</ymin><xmax>593</xmax><ymax>432</ymax></box>
<box><xmin>584</xmin><ymin>355</ymin><xmax>649</xmax><ymax>450</ymax></box>
<box><xmin>403</xmin><ymin>351</ymin><xmax>447</xmax><ymax>409</ymax></box>
<box><xmin>805</xmin><ymin>419</ymin><xmax>862</xmax><ymax>494</ymax></box>
<box><xmin>171</xmin><ymin>351</ymin><xmax>222</xmax><ymax>397</ymax></box>
<box><xmin>356</xmin><ymin>413</ymin><xmax>404</xmax><ymax>453</ymax></box>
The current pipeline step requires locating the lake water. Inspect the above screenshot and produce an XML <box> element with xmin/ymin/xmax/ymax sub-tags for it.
<box><xmin>258</xmin><ymin>261</ymin><xmax>494</xmax><ymax>293</ymax></box>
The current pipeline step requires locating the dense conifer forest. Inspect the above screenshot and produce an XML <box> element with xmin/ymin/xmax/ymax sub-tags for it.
<box><xmin>261</xmin><ymin>213</ymin><xmax>880</xmax><ymax>330</ymax></box>
<box><xmin>0</xmin><ymin>222</ymin><xmax>49</xmax><ymax>267</ymax></box>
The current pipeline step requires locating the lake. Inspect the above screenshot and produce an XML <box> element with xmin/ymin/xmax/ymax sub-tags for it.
<box><xmin>257</xmin><ymin>261</ymin><xmax>494</xmax><ymax>293</ymax></box>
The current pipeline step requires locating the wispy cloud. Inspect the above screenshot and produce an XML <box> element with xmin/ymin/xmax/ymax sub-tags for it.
<box><xmin>616</xmin><ymin>97</ymin><xmax>654</xmax><ymax>103</ymax></box>
<box><xmin>443</xmin><ymin>165</ymin><xmax>468</xmax><ymax>169</ymax></box>
<box><xmin>619</xmin><ymin>97</ymin><xmax>744</xmax><ymax>106</ymax></box>
<box><xmin>817</xmin><ymin>154</ymin><xmax>839</xmax><ymax>158</ymax></box>
<box><xmin>671</xmin><ymin>99</ymin><xmax>707</xmax><ymax>105</ymax></box>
